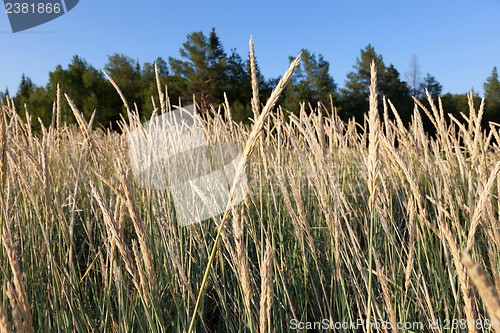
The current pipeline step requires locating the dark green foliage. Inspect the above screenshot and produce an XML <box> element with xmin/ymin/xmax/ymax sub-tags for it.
<box><xmin>484</xmin><ymin>67</ymin><xmax>500</xmax><ymax>124</ymax></box>
<box><xmin>48</xmin><ymin>55</ymin><xmax>122</xmax><ymax>127</ymax></box>
<box><xmin>138</xmin><ymin>57</ymin><xmax>169</xmax><ymax>119</ymax></box>
<box><xmin>282</xmin><ymin>49</ymin><xmax>336</xmax><ymax>115</ymax></box>
<box><xmin>15</xmin><ymin>74</ymin><xmax>34</xmax><ymax>109</ymax></box>
<box><xmin>1</xmin><ymin>87</ymin><xmax>10</xmax><ymax>101</ymax></box>
<box><xmin>10</xmin><ymin>33</ymin><xmax>494</xmax><ymax>136</ymax></box>
<box><xmin>381</xmin><ymin>64</ymin><xmax>413</xmax><ymax>123</ymax></box>
<box><xmin>169</xmin><ymin>28</ymin><xmax>228</xmax><ymax>113</ymax></box>
<box><xmin>420</xmin><ymin>74</ymin><xmax>443</xmax><ymax>98</ymax></box>
<box><xmin>104</xmin><ymin>54</ymin><xmax>142</xmax><ymax>117</ymax></box>
<box><xmin>440</xmin><ymin>92</ymin><xmax>482</xmax><ymax>121</ymax></box>
<box><xmin>225</xmin><ymin>49</ymin><xmax>252</xmax><ymax>122</ymax></box>
<box><xmin>341</xmin><ymin>44</ymin><xmax>412</xmax><ymax>123</ymax></box>
<box><xmin>18</xmin><ymin>74</ymin><xmax>33</xmax><ymax>99</ymax></box>
<box><xmin>15</xmin><ymin>74</ymin><xmax>53</xmax><ymax>130</ymax></box>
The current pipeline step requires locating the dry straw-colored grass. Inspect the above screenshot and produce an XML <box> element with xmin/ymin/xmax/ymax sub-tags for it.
<box><xmin>0</xmin><ymin>100</ymin><xmax>7</xmax><ymax>187</ymax></box>
<box><xmin>462</xmin><ymin>253</ymin><xmax>500</xmax><ymax>325</ymax></box>
<box><xmin>2</xmin><ymin>38</ymin><xmax>500</xmax><ymax>332</ymax></box>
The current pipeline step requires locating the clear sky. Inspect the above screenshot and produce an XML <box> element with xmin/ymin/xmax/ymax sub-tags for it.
<box><xmin>1</xmin><ymin>0</ymin><xmax>499</xmax><ymax>97</ymax></box>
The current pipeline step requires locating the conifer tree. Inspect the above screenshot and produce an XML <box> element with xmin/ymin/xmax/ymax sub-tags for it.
<box><xmin>341</xmin><ymin>44</ymin><xmax>411</xmax><ymax>123</ymax></box>
<box><xmin>484</xmin><ymin>66</ymin><xmax>500</xmax><ymax>121</ymax></box>
<box><xmin>283</xmin><ymin>49</ymin><xmax>336</xmax><ymax>114</ymax></box>
<box><xmin>419</xmin><ymin>73</ymin><xmax>442</xmax><ymax>97</ymax></box>
<box><xmin>169</xmin><ymin>28</ymin><xmax>227</xmax><ymax>113</ymax></box>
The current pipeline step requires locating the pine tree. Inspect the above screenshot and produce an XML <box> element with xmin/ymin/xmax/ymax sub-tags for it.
<box><xmin>484</xmin><ymin>66</ymin><xmax>500</xmax><ymax>121</ymax></box>
<box><xmin>14</xmin><ymin>73</ymin><xmax>55</xmax><ymax>129</ymax></box>
<box><xmin>344</xmin><ymin>45</ymin><xmax>385</xmax><ymax>95</ymax></box>
<box><xmin>380</xmin><ymin>64</ymin><xmax>412</xmax><ymax>122</ymax></box>
<box><xmin>341</xmin><ymin>44</ymin><xmax>411</xmax><ymax>123</ymax></box>
<box><xmin>15</xmin><ymin>74</ymin><xmax>36</xmax><ymax>119</ymax></box>
<box><xmin>18</xmin><ymin>74</ymin><xmax>33</xmax><ymax>99</ymax></box>
<box><xmin>0</xmin><ymin>87</ymin><xmax>9</xmax><ymax>104</ymax></box>
<box><xmin>169</xmin><ymin>28</ymin><xmax>227</xmax><ymax>113</ymax></box>
<box><xmin>419</xmin><ymin>74</ymin><xmax>442</xmax><ymax>97</ymax></box>
<box><xmin>283</xmin><ymin>49</ymin><xmax>336</xmax><ymax>114</ymax></box>
<box><xmin>225</xmin><ymin>49</ymin><xmax>252</xmax><ymax>122</ymax></box>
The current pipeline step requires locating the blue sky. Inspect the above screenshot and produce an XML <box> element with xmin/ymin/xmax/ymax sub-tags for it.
<box><xmin>1</xmin><ymin>0</ymin><xmax>499</xmax><ymax>98</ymax></box>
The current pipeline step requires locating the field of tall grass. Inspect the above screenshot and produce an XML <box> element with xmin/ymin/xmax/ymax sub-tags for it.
<box><xmin>2</xmin><ymin>45</ymin><xmax>500</xmax><ymax>332</ymax></box>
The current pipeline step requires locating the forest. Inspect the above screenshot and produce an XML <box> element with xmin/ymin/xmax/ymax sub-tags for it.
<box><xmin>2</xmin><ymin>28</ymin><xmax>500</xmax><ymax>133</ymax></box>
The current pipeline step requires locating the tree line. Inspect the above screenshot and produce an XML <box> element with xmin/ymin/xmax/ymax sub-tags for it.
<box><xmin>2</xmin><ymin>28</ymin><xmax>500</xmax><ymax>133</ymax></box>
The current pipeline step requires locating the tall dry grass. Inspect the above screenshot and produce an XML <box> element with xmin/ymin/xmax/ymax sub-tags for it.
<box><xmin>1</xmin><ymin>40</ymin><xmax>500</xmax><ymax>332</ymax></box>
